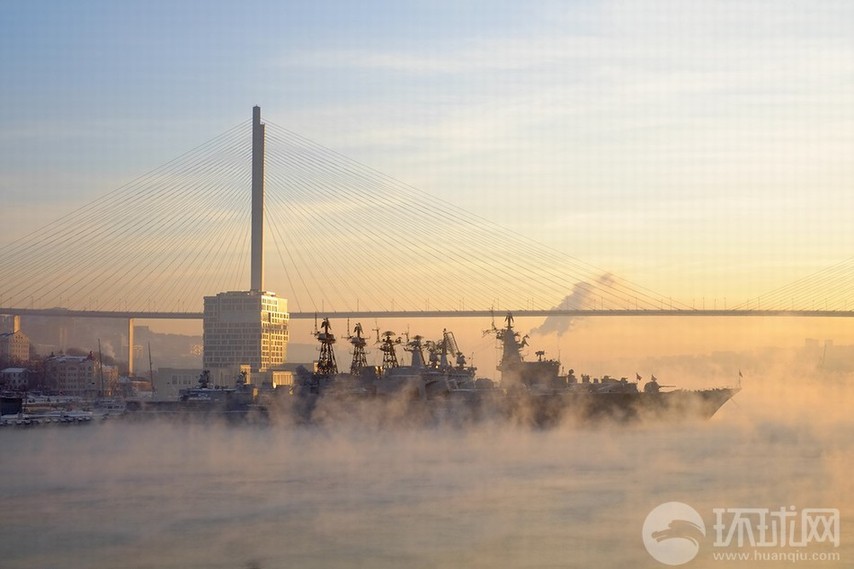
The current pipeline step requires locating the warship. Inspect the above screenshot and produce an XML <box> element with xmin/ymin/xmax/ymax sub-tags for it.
<box><xmin>289</xmin><ymin>315</ymin><xmax>740</xmax><ymax>426</ymax></box>
<box><xmin>488</xmin><ymin>312</ymin><xmax>740</xmax><ymax>425</ymax></box>
<box><xmin>290</xmin><ymin>318</ymin><xmax>497</xmax><ymax>424</ymax></box>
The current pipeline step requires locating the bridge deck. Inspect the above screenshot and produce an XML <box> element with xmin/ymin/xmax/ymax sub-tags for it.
<box><xmin>2</xmin><ymin>308</ymin><xmax>854</xmax><ymax>319</ymax></box>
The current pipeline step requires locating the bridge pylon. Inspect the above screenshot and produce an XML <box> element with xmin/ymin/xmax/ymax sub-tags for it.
<box><xmin>250</xmin><ymin>105</ymin><xmax>265</xmax><ymax>292</ymax></box>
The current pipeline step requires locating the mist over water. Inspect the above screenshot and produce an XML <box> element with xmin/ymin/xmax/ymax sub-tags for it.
<box><xmin>2</xmin><ymin>366</ymin><xmax>851</xmax><ymax>568</ymax></box>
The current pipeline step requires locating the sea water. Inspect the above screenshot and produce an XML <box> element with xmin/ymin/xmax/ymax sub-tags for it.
<box><xmin>1</xmin><ymin>375</ymin><xmax>851</xmax><ymax>569</ymax></box>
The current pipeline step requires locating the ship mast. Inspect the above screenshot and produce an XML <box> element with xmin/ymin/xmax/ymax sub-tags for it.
<box><xmin>98</xmin><ymin>338</ymin><xmax>104</xmax><ymax>398</ymax></box>
<box><xmin>148</xmin><ymin>342</ymin><xmax>155</xmax><ymax>395</ymax></box>
<box><xmin>314</xmin><ymin>318</ymin><xmax>338</xmax><ymax>376</ymax></box>
<box><xmin>348</xmin><ymin>322</ymin><xmax>368</xmax><ymax>375</ymax></box>
<box><xmin>376</xmin><ymin>330</ymin><xmax>401</xmax><ymax>370</ymax></box>
<box><xmin>486</xmin><ymin>312</ymin><xmax>526</xmax><ymax>373</ymax></box>
<box><xmin>404</xmin><ymin>335</ymin><xmax>426</xmax><ymax>369</ymax></box>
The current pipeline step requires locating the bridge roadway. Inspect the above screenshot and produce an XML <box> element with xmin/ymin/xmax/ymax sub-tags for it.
<box><xmin>3</xmin><ymin>307</ymin><xmax>854</xmax><ymax>320</ymax></box>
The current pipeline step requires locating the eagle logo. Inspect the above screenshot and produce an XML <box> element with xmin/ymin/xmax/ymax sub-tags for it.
<box><xmin>652</xmin><ymin>519</ymin><xmax>706</xmax><ymax>547</ymax></box>
<box><xmin>642</xmin><ymin>502</ymin><xmax>706</xmax><ymax>565</ymax></box>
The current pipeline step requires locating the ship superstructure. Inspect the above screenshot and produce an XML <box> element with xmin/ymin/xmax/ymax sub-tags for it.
<box><xmin>486</xmin><ymin>312</ymin><xmax>741</xmax><ymax>423</ymax></box>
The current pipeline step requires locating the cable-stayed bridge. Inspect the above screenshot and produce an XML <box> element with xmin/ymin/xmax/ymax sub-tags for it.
<box><xmin>2</xmin><ymin>107</ymin><xmax>854</xmax><ymax>324</ymax></box>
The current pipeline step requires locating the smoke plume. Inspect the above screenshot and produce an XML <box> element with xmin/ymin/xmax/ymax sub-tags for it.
<box><xmin>532</xmin><ymin>273</ymin><xmax>616</xmax><ymax>337</ymax></box>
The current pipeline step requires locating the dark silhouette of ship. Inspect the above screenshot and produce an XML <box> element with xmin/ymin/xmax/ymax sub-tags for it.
<box><xmin>490</xmin><ymin>312</ymin><xmax>740</xmax><ymax>424</ymax></box>
<box><xmin>289</xmin><ymin>318</ymin><xmax>495</xmax><ymax>424</ymax></box>
<box><xmin>288</xmin><ymin>315</ymin><xmax>740</xmax><ymax>426</ymax></box>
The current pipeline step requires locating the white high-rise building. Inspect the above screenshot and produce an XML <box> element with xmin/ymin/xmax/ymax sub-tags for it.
<box><xmin>203</xmin><ymin>291</ymin><xmax>289</xmax><ymax>378</ymax></box>
<box><xmin>200</xmin><ymin>109</ymin><xmax>293</xmax><ymax>388</ymax></box>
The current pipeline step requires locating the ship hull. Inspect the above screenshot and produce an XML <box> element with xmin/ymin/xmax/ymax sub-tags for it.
<box><xmin>512</xmin><ymin>387</ymin><xmax>741</xmax><ymax>426</ymax></box>
<box><xmin>279</xmin><ymin>385</ymin><xmax>740</xmax><ymax>427</ymax></box>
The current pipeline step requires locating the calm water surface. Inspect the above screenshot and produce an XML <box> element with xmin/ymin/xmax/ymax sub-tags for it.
<box><xmin>1</xmin><ymin>380</ymin><xmax>851</xmax><ymax>568</ymax></box>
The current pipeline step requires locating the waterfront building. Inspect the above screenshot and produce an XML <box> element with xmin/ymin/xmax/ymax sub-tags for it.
<box><xmin>44</xmin><ymin>353</ymin><xmax>118</xmax><ymax>397</ymax></box>
<box><xmin>0</xmin><ymin>330</ymin><xmax>30</xmax><ymax>363</ymax></box>
<box><xmin>152</xmin><ymin>367</ymin><xmax>203</xmax><ymax>400</ymax></box>
<box><xmin>202</xmin><ymin>291</ymin><xmax>289</xmax><ymax>383</ymax></box>
<box><xmin>115</xmin><ymin>376</ymin><xmax>154</xmax><ymax>399</ymax></box>
<box><xmin>0</xmin><ymin>367</ymin><xmax>29</xmax><ymax>390</ymax></box>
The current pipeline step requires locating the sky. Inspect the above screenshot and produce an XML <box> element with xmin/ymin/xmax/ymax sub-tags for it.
<box><xmin>3</xmin><ymin>8</ymin><xmax>852</xmax><ymax>561</ymax></box>
<box><xmin>1</xmin><ymin>0</ymin><xmax>853</xmax><ymax>311</ymax></box>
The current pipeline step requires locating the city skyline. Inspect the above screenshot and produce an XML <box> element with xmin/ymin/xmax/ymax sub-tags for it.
<box><xmin>2</xmin><ymin>1</ymin><xmax>852</xmax><ymax>307</ymax></box>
